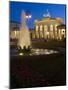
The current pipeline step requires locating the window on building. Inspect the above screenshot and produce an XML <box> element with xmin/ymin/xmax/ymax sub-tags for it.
<box><xmin>62</xmin><ymin>29</ymin><xmax>65</xmax><ymax>34</ymax></box>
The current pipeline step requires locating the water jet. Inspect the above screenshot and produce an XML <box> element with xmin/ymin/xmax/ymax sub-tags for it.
<box><xmin>18</xmin><ymin>10</ymin><xmax>31</xmax><ymax>52</ymax></box>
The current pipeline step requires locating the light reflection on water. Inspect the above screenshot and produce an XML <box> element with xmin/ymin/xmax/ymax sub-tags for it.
<box><xmin>19</xmin><ymin>53</ymin><xmax>24</xmax><ymax>56</ymax></box>
<box><xmin>19</xmin><ymin>49</ymin><xmax>58</xmax><ymax>56</ymax></box>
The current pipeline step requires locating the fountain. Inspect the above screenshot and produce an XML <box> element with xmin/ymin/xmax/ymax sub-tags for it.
<box><xmin>18</xmin><ymin>11</ymin><xmax>31</xmax><ymax>51</ymax></box>
<box><xmin>14</xmin><ymin>11</ymin><xmax>59</xmax><ymax>56</ymax></box>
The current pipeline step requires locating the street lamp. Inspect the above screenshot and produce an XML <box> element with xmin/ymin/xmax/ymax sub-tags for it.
<box><xmin>25</xmin><ymin>14</ymin><xmax>32</xmax><ymax>30</ymax></box>
<box><xmin>26</xmin><ymin>15</ymin><xmax>32</xmax><ymax>19</ymax></box>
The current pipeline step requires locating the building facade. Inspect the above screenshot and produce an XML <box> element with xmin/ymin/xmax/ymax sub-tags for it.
<box><xmin>57</xmin><ymin>24</ymin><xmax>66</xmax><ymax>40</ymax></box>
<box><xmin>31</xmin><ymin>17</ymin><xmax>66</xmax><ymax>40</ymax></box>
<box><xmin>10</xmin><ymin>17</ymin><xmax>66</xmax><ymax>43</ymax></box>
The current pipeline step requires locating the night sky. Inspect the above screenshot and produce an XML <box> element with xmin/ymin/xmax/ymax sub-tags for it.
<box><xmin>10</xmin><ymin>1</ymin><xmax>66</xmax><ymax>28</ymax></box>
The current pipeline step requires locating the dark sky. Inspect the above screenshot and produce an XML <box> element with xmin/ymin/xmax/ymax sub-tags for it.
<box><xmin>10</xmin><ymin>1</ymin><xmax>66</xmax><ymax>28</ymax></box>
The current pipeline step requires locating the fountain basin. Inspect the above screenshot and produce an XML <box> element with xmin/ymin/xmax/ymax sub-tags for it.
<box><xmin>10</xmin><ymin>48</ymin><xmax>59</xmax><ymax>56</ymax></box>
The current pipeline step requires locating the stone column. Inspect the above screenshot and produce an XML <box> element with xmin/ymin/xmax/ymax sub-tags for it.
<box><xmin>55</xmin><ymin>24</ymin><xmax>58</xmax><ymax>39</ymax></box>
<box><xmin>38</xmin><ymin>26</ymin><xmax>40</xmax><ymax>38</ymax></box>
<box><xmin>44</xmin><ymin>25</ymin><xmax>48</xmax><ymax>39</ymax></box>
<box><xmin>48</xmin><ymin>25</ymin><xmax>50</xmax><ymax>39</ymax></box>
<box><xmin>42</xmin><ymin>25</ymin><xmax>44</xmax><ymax>38</ymax></box>
<box><xmin>50</xmin><ymin>24</ymin><xmax>54</xmax><ymax>39</ymax></box>
<box><xmin>40</xmin><ymin>25</ymin><xmax>43</xmax><ymax>38</ymax></box>
<box><xmin>35</xmin><ymin>25</ymin><xmax>39</xmax><ymax>38</ymax></box>
<box><xmin>58</xmin><ymin>29</ymin><xmax>62</xmax><ymax>40</ymax></box>
<box><xmin>53</xmin><ymin>25</ymin><xmax>56</xmax><ymax>39</ymax></box>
